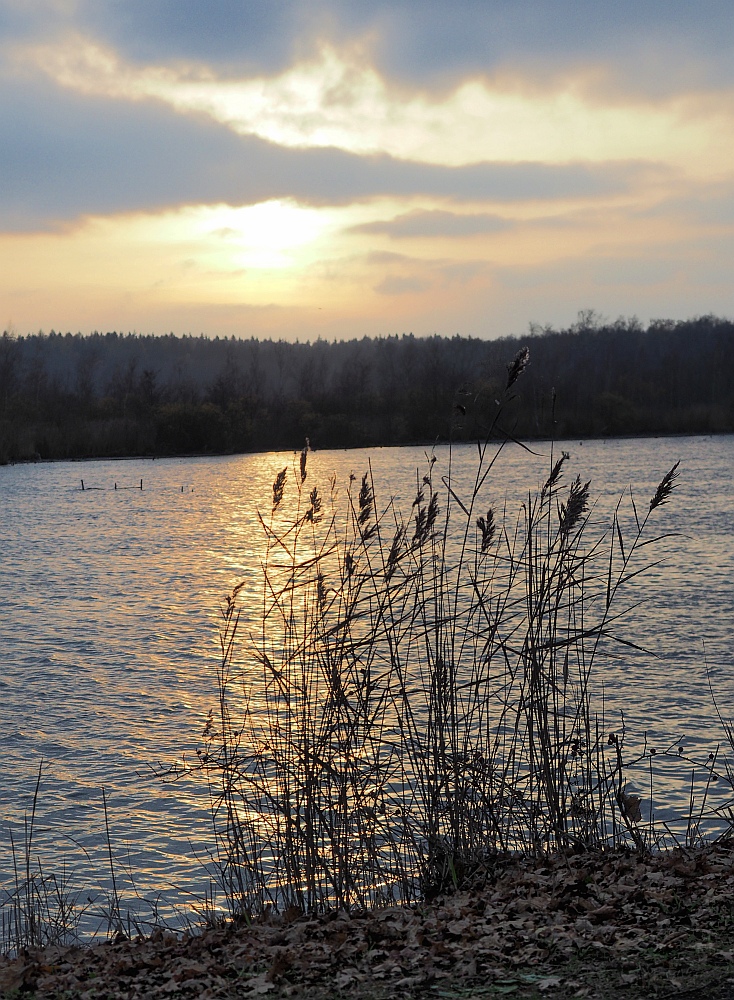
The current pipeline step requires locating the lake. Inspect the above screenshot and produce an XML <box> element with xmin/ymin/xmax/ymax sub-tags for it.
<box><xmin>1</xmin><ymin>435</ymin><xmax>733</xmax><ymax>930</ymax></box>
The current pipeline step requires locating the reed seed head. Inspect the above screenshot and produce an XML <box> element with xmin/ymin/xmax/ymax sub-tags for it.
<box><xmin>358</xmin><ymin>473</ymin><xmax>373</xmax><ymax>525</ymax></box>
<box><xmin>317</xmin><ymin>570</ymin><xmax>327</xmax><ymax>610</ymax></box>
<box><xmin>477</xmin><ymin>507</ymin><xmax>496</xmax><ymax>553</ymax></box>
<box><xmin>309</xmin><ymin>487</ymin><xmax>322</xmax><ymax>522</ymax></box>
<box><xmin>272</xmin><ymin>467</ymin><xmax>287</xmax><ymax>509</ymax></box>
<box><xmin>543</xmin><ymin>451</ymin><xmax>570</xmax><ymax>494</ymax></box>
<box><xmin>386</xmin><ymin>526</ymin><xmax>405</xmax><ymax>578</ymax></box>
<box><xmin>426</xmin><ymin>491</ymin><xmax>439</xmax><ymax>533</ymax></box>
<box><xmin>413</xmin><ymin>491</ymin><xmax>439</xmax><ymax>544</ymax></box>
<box><xmin>300</xmin><ymin>445</ymin><xmax>308</xmax><ymax>484</ymax></box>
<box><xmin>559</xmin><ymin>475</ymin><xmax>590</xmax><ymax>537</ymax></box>
<box><xmin>506</xmin><ymin>346</ymin><xmax>530</xmax><ymax>389</ymax></box>
<box><xmin>649</xmin><ymin>460</ymin><xmax>680</xmax><ymax>511</ymax></box>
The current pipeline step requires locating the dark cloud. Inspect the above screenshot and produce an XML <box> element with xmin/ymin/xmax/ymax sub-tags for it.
<box><xmin>50</xmin><ymin>0</ymin><xmax>734</xmax><ymax>95</ymax></box>
<box><xmin>0</xmin><ymin>1</ymin><xmax>71</xmax><ymax>46</ymax></box>
<box><xmin>0</xmin><ymin>76</ymin><xmax>261</xmax><ymax>230</ymax></box>
<box><xmin>0</xmin><ymin>76</ymin><xmax>654</xmax><ymax>231</ymax></box>
<box><xmin>75</xmin><ymin>0</ymin><xmax>312</xmax><ymax>74</ymax></box>
<box><xmin>0</xmin><ymin>2</ymin><xmax>41</xmax><ymax>37</ymax></box>
<box><xmin>362</xmin><ymin>0</ymin><xmax>734</xmax><ymax>93</ymax></box>
<box><xmin>352</xmin><ymin>209</ymin><xmax>512</xmax><ymax>238</ymax></box>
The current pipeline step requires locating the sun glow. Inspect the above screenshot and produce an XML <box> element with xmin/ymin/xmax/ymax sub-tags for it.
<box><xmin>1</xmin><ymin>185</ymin><xmax>717</xmax><ymax>340</ymax></box>
<box><xmin>0</xmin><ymin>200</ymin><xmax>342</xmax><ymax>332</ymax></box>
<box><xmin>197</xmin><ymin>201</ymin><xmax>330</xmax><ymax>269</ymax></box>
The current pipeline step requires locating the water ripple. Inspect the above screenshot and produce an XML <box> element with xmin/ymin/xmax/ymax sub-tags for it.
<box><xmin>1</xmin><ymin>438</ymin><xmax>732</xmax><ymax>923</ymax></box>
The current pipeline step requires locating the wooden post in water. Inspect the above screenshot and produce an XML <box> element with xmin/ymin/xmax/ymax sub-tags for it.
<box><xmin>81</xmin><ymin>479</ymin><xmax>85</xmax><ymax>491</ymax></box>
<box><xmin>140</xmin><ymin>479</ymin><xmax>143</xmax><ymax>490</ymax></box>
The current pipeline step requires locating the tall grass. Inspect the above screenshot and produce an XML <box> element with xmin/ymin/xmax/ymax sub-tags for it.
<box><xmin>194</xmin><ymin>350</ymin><xmax>697</xmax><ymax>919</ymax></box>
<box><xmin>0</xmin><ymin>773</ymin><xmax>177</xmax><ymax>955</ymax></box>
<box><xmin>0</xmin><ymin>764</ymin><xmax>89</xmax><ymax>953</ymax></box>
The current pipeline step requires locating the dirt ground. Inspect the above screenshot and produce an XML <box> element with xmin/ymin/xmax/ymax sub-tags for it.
<box><xmin>1</xmin><ymin>841</ymin><xmax>733</xmax><ymax>1000</ymax></box>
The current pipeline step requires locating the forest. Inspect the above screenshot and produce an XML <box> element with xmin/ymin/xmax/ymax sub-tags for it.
<box><xmin>1</xmin><ymin>312</ymin><xmax>733</xmax><ymax>462</ymax></box>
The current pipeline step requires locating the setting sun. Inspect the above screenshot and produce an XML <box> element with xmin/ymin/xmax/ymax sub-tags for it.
<box><xmin>198</xmin><ymin>201</ymin><xmax>330</xmax><ymax>269</ymax></box>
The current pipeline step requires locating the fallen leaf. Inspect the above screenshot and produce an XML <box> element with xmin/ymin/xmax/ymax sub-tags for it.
<box><xmin>537</xmin><ymin>976</ymin><xmax>562</xmax><ymax>991</ymax></box>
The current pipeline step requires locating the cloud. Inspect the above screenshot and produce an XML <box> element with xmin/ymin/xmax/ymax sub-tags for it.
<box><xmin>0</xmin><ymin>76</ymin><xmax>258</xmax><ymax>230</ymax></box>
<box><xmin>369</xmin><ymin>249</ymin><xmax>488</xmax><ymax>296</ymax></box>
<box><xmin>374</xmin><ymin>275</ymin><xmax>429</xmax><ymax>296</ymax></box>
<box><xmin>52</xmin><ymin>0</ymin><xmax>734</xmax><ymax>97</ymax></box>
<box><xmin>0</xmin><ymin>74</ymin><xmax>657</xmax><ymax>232</ymax></box>
<box><xmin>22</xmin><ymin>34</ymin><xmax>734</xmax><ymax>175</ymax></box>
<box><xmin>634</xmin><ymin>185</ymin><xmax>734</xmax><ymax>227</ymax></box>
<box><xmin>352</xmin><ymin>209</ymin><xmax>513</xmax><ymax>238</ymax></box>
<box><xmin>73</xmin><ymin>0</ymin><xmax>321</xmax><ymax>73</ymax></box>
<box><xmin>360</xmin><ymin>1</ymin><xmax>734</xmax><ymax>96</ymax></box>
<box><xmin>494</xmin><ymin>253</ymin><xmax>682</xmax><ymax>291</ymax></box>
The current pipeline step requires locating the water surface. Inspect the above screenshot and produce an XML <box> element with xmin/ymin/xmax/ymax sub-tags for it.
<box><xmin>1</xmin><ymin>436</ymin><xmax>732</xmax><ymax>926</ymax></box>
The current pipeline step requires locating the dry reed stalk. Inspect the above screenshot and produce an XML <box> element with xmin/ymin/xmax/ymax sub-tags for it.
<box><xmin>191</xmin><ymin>353</ymin><xmax>701</xmax><ymax>919</ymax></box>
<box><xmin>0</xmin><ymin>763</ymin><xmax>92</xmax><ymax>955</ymax></box>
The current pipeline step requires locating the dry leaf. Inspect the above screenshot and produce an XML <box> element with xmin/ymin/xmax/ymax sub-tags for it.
<box><xmin>537</xmin><ymin>976</ymin><xmax>562</xmax><ymax>991</ymax></box>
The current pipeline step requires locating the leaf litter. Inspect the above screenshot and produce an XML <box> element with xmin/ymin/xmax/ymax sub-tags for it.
<box><xmin>1</xmin><ymin>841</ymin><xmax>734</xmax><ymax>999</ymax></box>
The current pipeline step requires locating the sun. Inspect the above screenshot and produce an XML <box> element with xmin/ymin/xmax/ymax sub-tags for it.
<box><xmin>200</xmin><ymin>200</ymin><xmax>328</xmax><ymax>269</ymax></box>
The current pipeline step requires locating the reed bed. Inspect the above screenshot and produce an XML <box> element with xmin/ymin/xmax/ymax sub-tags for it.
<box><xmin>194</xmin><ymin>350</ymin><xmax>722</xmax><ymax>921</ymax></box>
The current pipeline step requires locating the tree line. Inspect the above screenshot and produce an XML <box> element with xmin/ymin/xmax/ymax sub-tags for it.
<box><xmin>1</xmin><ymin>313</ymin><xmax>733</xmax><ymax>463</ymax></box>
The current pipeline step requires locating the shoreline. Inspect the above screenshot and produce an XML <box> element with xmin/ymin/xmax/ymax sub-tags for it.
<box><xmin>3</xmin><ymin>427</ymin><xmax>733</xmax><ymax>469</ymax></box>
<box><xmin>2</xmin><ymin>841</ymin><xmax>733</xmax><ymax>999</ymax></box>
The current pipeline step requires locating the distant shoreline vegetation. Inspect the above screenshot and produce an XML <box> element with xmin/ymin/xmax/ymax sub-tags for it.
<box><xmin>1</xmin><ymin>313</ymin><xmax>733</xmax><ymax>464</ymax></box>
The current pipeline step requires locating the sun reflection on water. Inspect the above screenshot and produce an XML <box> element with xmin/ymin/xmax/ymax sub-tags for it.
<box><xmin>0</xmin><ymin>437</ymin><xmax>732</xmax><ymax>931</ymax></box>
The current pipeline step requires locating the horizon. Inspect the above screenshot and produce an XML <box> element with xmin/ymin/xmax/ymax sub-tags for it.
<box><xmin>5</xmin><ymin>311</ymin><xmax>732</xmax><ymax>346</ymax></box>
<box><xmin>3</xmin><ymin>2</ymin><xmax>734</xmax><ymax>341</ymax></box>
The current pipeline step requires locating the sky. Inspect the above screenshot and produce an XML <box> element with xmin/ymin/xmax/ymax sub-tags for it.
<box><xmin>2</xmin><ymin>1</ymin><xmax>734</xmax><ymax>342</ymax></box>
